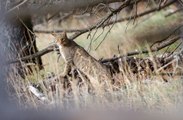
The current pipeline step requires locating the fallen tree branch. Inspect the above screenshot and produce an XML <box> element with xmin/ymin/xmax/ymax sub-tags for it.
<box><xmin>150</xmin><ymin>24</ymin><xmax>183</xmax><ymax>48</ymax></box>
<box><xmin>101</xmin><ymin>36</ymin><xmax>181</xmax><ymax>63</ymax></box>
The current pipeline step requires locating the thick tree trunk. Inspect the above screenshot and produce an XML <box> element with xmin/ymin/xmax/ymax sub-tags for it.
<box><xmin>8</xmin><ymin>15</ymin><xmax>43</xmax><ymax>74</ymax></box>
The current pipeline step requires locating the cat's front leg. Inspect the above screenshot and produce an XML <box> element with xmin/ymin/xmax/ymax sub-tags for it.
<box><xmin>60</xmin><ymin>62</ymin><xmax>72</xmax><ymax>77</ymax></box>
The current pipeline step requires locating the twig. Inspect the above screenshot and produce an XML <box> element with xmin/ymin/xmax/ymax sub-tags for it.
<box><xmin>7</xmin><ymin>0</ymin><xmax>28</xmax><ymax>13</ymax></box>
<box><xmin>59</xmin><ymin>11</ymin><xmax>73</xmax><ymax>23</ymax></box>
<box><xmin>169</xmin><ymin>42</ymin><xmax>182</xmax><ymax>55</ymax></box>
<box><xmin>46</xmin><ymin>9</ymin><xmax>62</xmax><ymax>21</ymax></box>
<box><xmin>95</xmin><ymin>15</ymin><xmax>116</xmax><ymax>50</ymax></box>
<box><xmin>178</xmin><ymin>0</ymin><xmax>183</xmax><ymax>7</ymax></box>
<box><xmin>93</xmin><ymin>27</ymin><xmax>105</xmax><ymax>42</ymax></box>
<box><xmin>165</xmin><ymin>8</ymin><xmax>183</xmax><ymax>17</ymax></box>
<box><xmin>164</xmin><ymin>47</ymin><xmax>183</xmax><ymax>64</ymax></box>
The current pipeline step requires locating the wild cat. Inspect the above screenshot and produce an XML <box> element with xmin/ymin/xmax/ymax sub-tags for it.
<box><xmin>51</xmin><ymin>32</ymin><xmax>113</xmax><ymax>89</ymax></box>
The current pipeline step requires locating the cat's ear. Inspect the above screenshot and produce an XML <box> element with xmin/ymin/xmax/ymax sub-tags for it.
<box><xmin>51</xmin><ymin>32</ymin><xmax>57</xmax><ymax>37</ymax></box>
<box><xmin>61</xmin><ymin>31</ymin><xmax>67</xmax><ymax>38</ymax></box>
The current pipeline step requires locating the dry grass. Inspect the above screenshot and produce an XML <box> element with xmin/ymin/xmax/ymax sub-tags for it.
<box><xmin>10</xmin><ymin>70</ymin><xmax>183</xmax><ymax>111</ymax></box>
<box><xmin>9</xmin><ymin>48</ymin><xmax>183</xmax><ymax>111</ymax></box>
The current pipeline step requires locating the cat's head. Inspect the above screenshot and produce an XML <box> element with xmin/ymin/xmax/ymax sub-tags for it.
<box><xmin>51</xmin><ymin>32</ymin><xmax>69</xmax><ymax>46</ymax></box>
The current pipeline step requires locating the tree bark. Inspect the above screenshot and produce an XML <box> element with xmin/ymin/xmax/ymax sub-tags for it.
<box><xmin>3</xmin><ymin>15</ymin><xmax>43</xmax><ymax>76</ymax></box>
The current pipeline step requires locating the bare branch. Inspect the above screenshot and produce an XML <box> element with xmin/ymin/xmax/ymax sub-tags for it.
<box><xmin>101</xmin><ymin>0</ymin><xmax>176</xmax><ymax>27</ymax></box>
<box><xmin>34</xmin><ymin>0</ymin><xmax>175</xmax><ymax>34</ymax></box>
<box><xmin>9</xmin><ymin>45</ymin><xmax>55</xmax><ymax>64</ymax></box>
<box><xmin>8</xmin><ymin>0</ymin><xmax>28</xmax><ymax>13</ymax></box>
